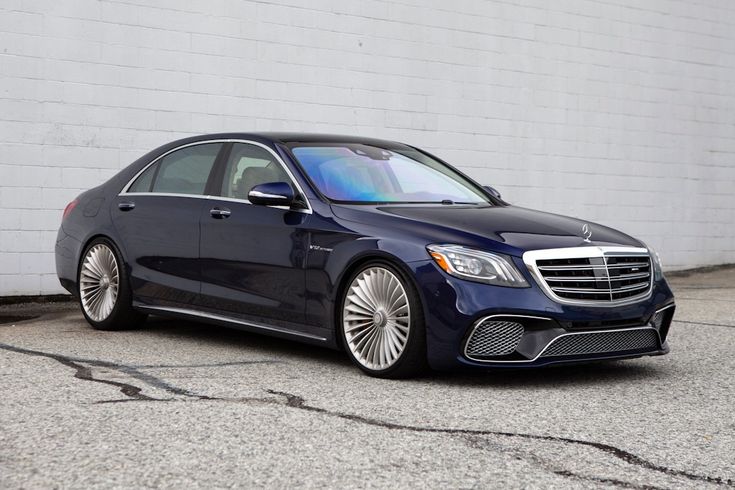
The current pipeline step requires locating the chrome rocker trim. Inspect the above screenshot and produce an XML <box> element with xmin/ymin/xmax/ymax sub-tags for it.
<box><xmin>134</xmin><ymin>304</ymin><xmax>327</xmax><ymax>342</ymax></box>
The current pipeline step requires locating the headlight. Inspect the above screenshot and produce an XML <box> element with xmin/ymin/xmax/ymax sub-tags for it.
<box><xmin>426</xmin><ymin>244</ymin><xmax>529</xmax><ymax>287</ymax></box>
<box><xmin>648</xmin><ymin>245</ymin><xmax>664</xmax><ymax>280</ymax></box>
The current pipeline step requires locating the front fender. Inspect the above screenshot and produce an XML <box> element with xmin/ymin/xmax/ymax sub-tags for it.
<box><xmin>304</xmin><ymin>232</ymin><xmax>430</xmax><ymax>341</ymax></box>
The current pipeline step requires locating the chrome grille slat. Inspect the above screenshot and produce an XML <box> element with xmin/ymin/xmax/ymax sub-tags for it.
<box><xmin>524</xmin><ymin>247</ymin><xmax>653</xmax><ymax>305</ymax></box>
<box><xmin>545</xmin><ymin>271</ymin><xmax>650</xmax><ymax>282</ymax></box>
<box><xmin>551</xmin><ymin>282</ymin><xmax>649</xmax><ymax>294</ymax></box>
<box><xmin>537</xmin><ymin>262</ymin><xmax>650</xmax><ymax>271</ymax></box>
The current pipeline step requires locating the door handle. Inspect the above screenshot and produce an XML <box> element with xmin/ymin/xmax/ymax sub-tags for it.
<box><xmin>210</xmin><ymin>207</ymin><xmax>231</xmax><ymax>219</ymax></box>
<box><xmin>118</xmin><ymin>201</ymin><xmax>136</xmax><ymax>211</ymax></box>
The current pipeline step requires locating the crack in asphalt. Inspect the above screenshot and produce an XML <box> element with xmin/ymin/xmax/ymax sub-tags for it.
<box><xmin>130</xmin><ymin>360</ymin><xmax>281</xmax><ymax>369</ymax></box>
<box><xmin>465</xmin><ymin>436</ymin><xmax>665</xmax><ymax>490</ymax></box>
<box><xmin>266</xmin><ymin>390</ymin><xmax>734</xmax><ymax>488</ymax></box>
<box><xmin>0</xmin><ymin>343</ymin><xmax>204</xmax><ymax>401</ymax></box>
<box><xmin>674</xmin><ymin>320</ymin><xmax>735</xmax><ymax>329</ymax></box>
<box><xmin>1</xmin><ymin>342</ymin><xmax>732</xmax><ymax>488</ymax></box>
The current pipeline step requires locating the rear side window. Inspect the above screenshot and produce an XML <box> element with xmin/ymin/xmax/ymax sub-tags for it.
<box><xmin>128</xmin><ymin>164</ymin><xmax>156</xmax><ymax>192</ymax></box>
<box><xmin>128</xmin><ymin>143</ymin><xmax>222</xmax><ymax>195</ymax></box>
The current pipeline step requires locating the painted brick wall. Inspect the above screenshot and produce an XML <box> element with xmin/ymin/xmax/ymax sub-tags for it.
<box><xmin>1</xmin><ymin>0</ymin><xmax>734</xmax><ymax>295</ymax></box>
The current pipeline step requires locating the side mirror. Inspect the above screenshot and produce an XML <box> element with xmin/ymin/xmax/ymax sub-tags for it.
<box><xmin>483</xmin><ymin>185</ymin><xmax>502</xmax><ymax>200</ymax></box>
<box><xmin>248</xmin><ymin>182</ymin><xmax>296</xmax><ymax>206</ymax></box>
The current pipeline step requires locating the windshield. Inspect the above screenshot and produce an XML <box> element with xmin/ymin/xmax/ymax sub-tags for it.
<box><xmin>290</xmin><ymin>144</ymin><xmax>489</xmax><ymax>204</ymax></box>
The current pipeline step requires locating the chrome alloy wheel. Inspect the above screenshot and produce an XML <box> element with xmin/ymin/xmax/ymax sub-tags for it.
<box><xmin>79</xmin><ymin>244</ymin><xmax>120</xmax><ymax>322</ymax></box>
<box><xmin>343</xmin><ymin>267</ymin><xmax>411</xmax><ymax>371</ymax></box>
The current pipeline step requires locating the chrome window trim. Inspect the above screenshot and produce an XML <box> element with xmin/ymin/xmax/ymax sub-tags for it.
<box><xmin>135</xmin><ymin>304</ymin><xmax>327</xmax><ymax>341</ymax></box>
<box><xmin>523</xmin><ymin>246</ymin><xmax>653</xmax><ymax>307</ymax></box>
<box><xmin>118</xmin><ymin>138</ymin><xmax>313</xmax><ymax>214</ymax></box>
<box><xmin>463</xmin><ymin>314</ymin><xmax>556</xmax><ymax>362</ymax></box>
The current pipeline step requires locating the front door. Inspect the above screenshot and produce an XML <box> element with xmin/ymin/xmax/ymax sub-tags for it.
<box><xmin>199</xmin><ymin>142</ymin><xmax>310</xmax><ymax>328</ymax></box>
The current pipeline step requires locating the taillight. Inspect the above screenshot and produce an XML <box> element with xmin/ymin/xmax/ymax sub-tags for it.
<box><xmin>62</xmin><ymin>199</ymin><xmax>79</xmax><ymax>220</ymax></box>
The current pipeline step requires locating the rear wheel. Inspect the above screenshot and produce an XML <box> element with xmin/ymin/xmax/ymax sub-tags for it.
<box><xmin>78</xmin><ymin>238</ymin><xmax>146</xmax><ymax>330</ymax></box>
<box><xmin>339</xmin><ymin>261</ymin><xmax>428</xmax><ymax>378</ymax></box>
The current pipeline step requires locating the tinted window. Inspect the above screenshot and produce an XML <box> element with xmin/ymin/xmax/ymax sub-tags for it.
<box><xmin>290</xmin><ymin>145</ymin><xmax>489</xmax><ymax>204</ymax></box>
<box><xmin>128</xmin><ymin>163</ymin><xmax>156</xmax><ymax>192</ymax></box>
<box><xmin>135</xmin><ymin>143</ymin><xmax>222</xmax><ymax>195</ymax></box>
<box><xmin>220</xmin><ymin>143</ymin><xmax>290</xmax><ymax>199</ymax></box>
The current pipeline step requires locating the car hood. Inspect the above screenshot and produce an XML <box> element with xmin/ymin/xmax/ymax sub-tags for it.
<box><xmin>330</xmin><ymin>204</ymin><xmax>643</xmax><ymax>256</ymax></box>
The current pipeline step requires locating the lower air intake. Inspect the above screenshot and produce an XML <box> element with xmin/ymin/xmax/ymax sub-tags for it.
<box><xmin>540</xmin><ymin>328</ymin><xmax>659</xmax><ymax>358</ymax></box>
<box><xmin>466</xmin><ymin>320</ymin><xmax>524</xmax><ymax>357</ymax></box>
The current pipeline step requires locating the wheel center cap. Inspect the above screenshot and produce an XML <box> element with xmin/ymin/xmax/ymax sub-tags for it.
<box><xmin>373</xmin><ymin>310</ymin><xmax>387</xmax><ymax>328</ymax></box>
<box><xmin>100</xmin><ymin>275</ymin><xmax>110</xmax><ymax>290</ymax></box>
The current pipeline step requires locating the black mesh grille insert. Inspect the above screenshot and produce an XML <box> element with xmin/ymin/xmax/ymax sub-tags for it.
<box><xmin>540</xmin><ymin>329</ymin><xmax>660</xmax><ymax>358</ymax></box>
<box><xmin>466</xmin><ymin>320</ymin><xmax>524</xmax><ymax>357</ymax></box>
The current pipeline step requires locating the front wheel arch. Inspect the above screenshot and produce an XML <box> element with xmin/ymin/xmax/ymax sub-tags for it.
<box><xmin>332</xmin><ymin>253</ymin><xmax>428</xmax><ymax>351</ymax></box>
<box><xmin>334</xmin><ymin>256</ymin><xmax>429</xmax><ymax>378</ymax></box>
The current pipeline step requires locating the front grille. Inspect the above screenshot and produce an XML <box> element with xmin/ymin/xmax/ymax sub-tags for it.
<box><xmin>535</xmin><ymin>253</ymin><xmax>651</xmax><ymax>303</ymax></box>
<box><xmin>540</xmin><ymin>328</ymin><xmax>660</xmax><ymax>358</ymax></box>
<box><xmin>466</xmin><ymin>320</ymin><xmax>524</xmax><ymax>357</ymax></box>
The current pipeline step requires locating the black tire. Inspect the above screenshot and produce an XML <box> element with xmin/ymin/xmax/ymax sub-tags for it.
<box><xmin>338</xmin><ymin>260</ymin><xmax>428</xmax><ymax>379</ymax></box>
<box><xmin>78</xmin><ymin>237</ymin><xmax>146</xmax><ymax>331</ymax></box>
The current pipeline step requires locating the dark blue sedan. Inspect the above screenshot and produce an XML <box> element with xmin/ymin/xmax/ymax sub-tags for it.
<box><xmin>55</xmin><ymin>133</ymin><xmax>675</xmax><ymax>378</ymax></box>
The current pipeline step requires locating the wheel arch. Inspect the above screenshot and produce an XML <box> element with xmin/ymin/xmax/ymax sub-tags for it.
<box><xmin>331</xmin><ymin>251</ymin><xmax>428</xmax><ymax>351</ymax></box>
<box><xmin>76</xmin><ymin>234</ymin><xmax>127</xmax><ymax>285</ymax></box>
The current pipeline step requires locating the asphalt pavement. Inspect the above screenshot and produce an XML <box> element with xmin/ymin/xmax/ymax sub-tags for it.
<box><xmin>1</xmin><ymin>268</ymin><xmax>733</xmax><ymax>489</ymax></box>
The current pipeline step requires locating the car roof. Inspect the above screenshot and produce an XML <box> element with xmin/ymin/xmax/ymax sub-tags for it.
<box><xmin>188</xmin><ymin>132</ymin><xmax>412</xmax><ymax>149</ymax></box>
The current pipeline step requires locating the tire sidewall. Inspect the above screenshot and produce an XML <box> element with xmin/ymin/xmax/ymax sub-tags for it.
<box><xmin>338</xmin><ymin>259</ymin><xmax>425</xmax><ymax>377</ymax></box>
<box><xmin>78</xmin><ymin>237</ymin><xmax>129</xmax><ymax>329</ymax></box>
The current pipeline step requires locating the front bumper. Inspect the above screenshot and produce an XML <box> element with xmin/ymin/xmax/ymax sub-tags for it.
<box><xmin>410</xmin><ymin>259</ymin><xmax>676</xmax><ymax>371</ymax></box>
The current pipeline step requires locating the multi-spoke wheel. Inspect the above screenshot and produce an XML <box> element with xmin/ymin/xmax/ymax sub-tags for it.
<box><xmin>340</xmin><ymin>262</ymin><xmax>427</xmax><ymax>378</ymax></box>
<box><xmin>80</xmin><ymin>244</ymin><xmax>119</xmax><ymax>322</ymax></box>
<box><xmin>78</xmin><ymin>238</ymin><xmax>146</xmax><ymax>330</ymax></box>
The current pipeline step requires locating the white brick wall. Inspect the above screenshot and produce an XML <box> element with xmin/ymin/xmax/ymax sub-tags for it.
<box><xmin>1</xmin><ymin>0</ymin><xmax>734</xmax><ymax>295</ymax></box>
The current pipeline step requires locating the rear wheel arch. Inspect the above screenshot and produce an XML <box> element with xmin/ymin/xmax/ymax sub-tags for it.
<box><xmin>77</xmin><ymin>235</ymin><xmax>146</xmax><ymax>330</ymax></box>
<box><xmin>77</xmin><ymin>234</ymin><xmax>127</xmax><ymax>280</ymax></box>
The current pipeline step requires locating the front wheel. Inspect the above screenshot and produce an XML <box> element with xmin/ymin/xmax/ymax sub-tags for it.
<box><xmin>78</xmin><ymin>238</ymin><xmax>146</xmax><ymax>330</ymax></box>
<box><xmin>339</xmin><ymin>262</ymin><xmax>428</xmax><ymax>378</ymax></box>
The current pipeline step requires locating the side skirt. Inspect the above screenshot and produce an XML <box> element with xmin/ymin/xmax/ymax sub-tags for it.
<box><xmin>133</xmin><ymin>303</ymin><xmax>329</xmax><ymax>345</ymax></box>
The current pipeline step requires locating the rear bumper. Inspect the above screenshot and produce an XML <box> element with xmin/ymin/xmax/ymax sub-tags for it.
<box><xmin>55</xmin><ymin>226</ymin><xmax>83</xmax><ymax>296</ymax></box>
<box><xmin>409</xmin><ymin>259</ymin><xmax>676</xmax><ymax>371</ymax></box>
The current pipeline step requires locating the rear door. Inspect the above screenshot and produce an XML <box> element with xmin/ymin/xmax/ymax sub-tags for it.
<box><xmin>112</xmin><ymin>142</ymin><xmax>224</xmax><ymax>306</ymax></box>
<box><xmin>199</xmin><ymin>141</ymin><xmax>313</xmax><ymax>330</ymax></box>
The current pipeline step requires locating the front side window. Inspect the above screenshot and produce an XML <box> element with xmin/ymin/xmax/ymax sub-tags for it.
<box><xmin>290</xmin><ymin>144</ymin><xmax>489</xmax><ymax>204</ymax></box>
<box><xmin>128</xmin><ymin>143</ymin><xmax>222</xmax><ymax>195</ymax></box>
<box><xmin>219</xmin><ymin>143</ymin><xmax>290</xmax><ymax>200</ymax></box>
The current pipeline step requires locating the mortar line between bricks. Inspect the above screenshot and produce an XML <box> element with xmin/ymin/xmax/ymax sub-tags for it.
<box><xmin>673</xmin><ymin>319</ymin><xmax>735</xmax><ymax>329</ymax></box>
